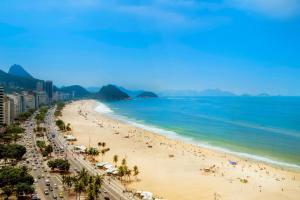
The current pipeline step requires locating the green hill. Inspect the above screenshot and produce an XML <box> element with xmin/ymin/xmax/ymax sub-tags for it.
<box><xmin>8</xmin><ymin>64</ymin><xmax>33</xmax><ymax>79</ymax></box>
<box><xmin>96</xmin><ymin>85</ymin><xmax>130</xmax><ymax>101</ymax></box>
<box><xmin>0</xmin><ymin>69</ymin><xmax>42</xmax><ymax>92</ymax></box>
<box><xmin>137</xmin><ymin>91</ymin><xmax>158</xmax><ymax>98</ymax></box>
<box><xmin>60</xmin><ymin>85</ymin><xmax>90</xmax><ymax>98</ymax></box>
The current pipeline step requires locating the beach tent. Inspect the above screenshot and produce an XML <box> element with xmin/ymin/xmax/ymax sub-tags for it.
<box><xmin>73</xmin><ymin>145</ymin><xmax>86</xmax><ymax>153</ymax></box>
<box><xmin>95</xmin><ymin>162</ymin><xmax>109</xmax><ymax>168</ymax></box>
<box><xmin>103</xmin><ymin>163</ymin><xmax>114</xmax><ymax>169</ymax></box>
<box><xmin>229</xmin><ymin>160</ymin><xmax>237</xmax><ymax>165</ymax></box>
<box><xmin>65</xmin><ymin>135</ymin><xmax>77</xmax><ymax>141</ymax></box>
<box><xmin>135</xmin><ymin>191</ymin><xmax>154</xmax><ymax>200</ymax></box>
<box><xmin>106</xmin><ymin>167</ymin><xmax>119</xmax><ymax>174</ymax></box>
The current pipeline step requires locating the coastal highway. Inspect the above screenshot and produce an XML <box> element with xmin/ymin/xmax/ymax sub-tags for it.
<box><xmin>45</xmin><ymin>107</ymin><xmax>135</xmax><ymax>200</ymax></box>
<box><xmin>20</xmin><ymin>114</ymin><xmax>65</xmax><ymax>200</ymax></box>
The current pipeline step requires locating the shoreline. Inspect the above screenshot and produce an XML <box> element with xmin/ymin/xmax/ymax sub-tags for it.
<box><xmin>96</xmin><ymin>101</ymin><xmax>300</xmax><ymax>172</ymax></box>
<box><xmin>61</xmin><ymin>99</ymin><xmax>300</xmax><ymax>200</ymax></box>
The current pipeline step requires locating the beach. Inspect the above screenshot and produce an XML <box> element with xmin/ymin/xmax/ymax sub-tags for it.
<box><xmin>61</xmin><ymin>100</ymin><xmax>300</xmax><ymax>200</ymax></box>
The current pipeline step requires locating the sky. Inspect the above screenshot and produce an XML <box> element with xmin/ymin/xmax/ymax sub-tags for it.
<box><xmin>0</xmin><ymin>0</ymin><xmax>300</xmax><ymax>95</ymax></box>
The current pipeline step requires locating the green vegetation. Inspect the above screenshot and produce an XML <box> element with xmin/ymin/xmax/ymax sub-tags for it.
<box><xmin>36</xmin><ymin>141</ymin><xmax>53</xmax><ymax>157</ymax></box>
<box><xmin>85</xmin><ymin>147</ymin><xmax>99</xmax><ymax>161</ymax></box>
<box><xmin>56</xmin><ymin>119</ymin><xmax>66</xmax><ymax>131</ymax></box>
<box><xmin>0</xmin><ymin>144</ymin><xmax>27</xmax><ymax>163</ymax></box>
<box><xmin>0</xmin><ymin>166</ymin><xmax>34</xmax><ymax>199</ymax></box>
<box><xmin>0</xmin><ymin>124</ymin><xmax>25</xmax><ymax>144</ymax></box>
<box><xmin>35</xmin><ymin>106</ymin><xmax>48</xmax><ymax>124</ymax></box>
<box><xmin>62</xmin><ymin>168</ymin><xmax>103</xmax><ymax>199</ymax></box>
<box><xmin>97</xmin><ymin>84</ymin><xmax>130</xmax><ymax>101</ymax></box>
<box><xmin>112</xmin><ymin>157</ymin><xmax>140</xmax><ymax>182</ymax></box>
<box><xmin>47</xmin><ymin>159</ymin><xmax>70</xmax><ymax>172</ymax></box>
<box><xmin>16</xmin><ymin>109</ymin><xmax>35</xmax><ymax>122</ymax></box>
<box><xmin>55</xmin><ymin>102</ymin><xmax>65</xmax><ymax>117</ymax></box>
<box><xmin>97</xmin><ymin>142</ymin><xmax>110</xmax><ymax>161</ymax></box>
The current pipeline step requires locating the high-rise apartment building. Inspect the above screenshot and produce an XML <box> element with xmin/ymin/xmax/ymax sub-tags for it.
<box><xmin>45</xmin><ymin>80</ymin><xmax>53</xmax><ymax>104</ymax></box>
<box><xmin>0</xmin><ymin>86</ymin><xmax>4</xmax><ymax>126</ymax></box>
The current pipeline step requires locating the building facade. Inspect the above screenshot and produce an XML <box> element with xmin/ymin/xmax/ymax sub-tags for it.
<box><xmin>45</xmin><ymin>80</ymin><xmax>53</xmax><ymax>104</ymax></box>
<box><xmin>0</xmin><ymin>86</ymin><xmax>4</xmax><ymax>126</ymax></box>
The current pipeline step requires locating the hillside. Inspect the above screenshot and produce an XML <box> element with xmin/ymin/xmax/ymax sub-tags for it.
<box><xmin>137</xmin><ymin>91</ymin><xmax>158</xmax><ymax>98</ymax></box>
<box><xmin>0</xmin><ymin>69</ymin><xmax>41</xmax><ymax>92</ymax></box>
<box><xmin>8</xmin><ymin>64</ymin><xmax>33</xmax><ymax>79</ymax></box>
<box><xmin>96</xmin><ymin>85</ymin><xmax>130</xmax><ymax>101</ymax></box>
<box><xmin>60</xmin><ymin>85</ymin><xmax>90</xmax><ymax>98</ymax></box>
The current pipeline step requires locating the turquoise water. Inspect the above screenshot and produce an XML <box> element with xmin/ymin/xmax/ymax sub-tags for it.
<box><xmin>99</xmin><ymin>97</ymin><xmax>300</xmax><ymax>169</ymax></box>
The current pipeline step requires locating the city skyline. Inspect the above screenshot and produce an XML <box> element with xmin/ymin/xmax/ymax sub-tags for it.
<box><xmin>0</xmin><ymin>0</ymin><xmax>300</xmax><ymax>95</ymax></box>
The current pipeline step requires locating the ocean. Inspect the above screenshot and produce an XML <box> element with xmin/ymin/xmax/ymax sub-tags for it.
<box><xmin>95</xmin><ymin>96</ymin><xmax>300</xmax><ymax>169</ymax></box>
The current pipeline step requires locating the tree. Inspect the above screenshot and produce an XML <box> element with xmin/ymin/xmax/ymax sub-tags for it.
<box><xmin>113</xmin><ymin>155</ymin><xmax>118</xmax><ymax>166</ymax></box>
<box><xmin>36</xmin><ymin>140</ymin><xmax>46</xmax><ymax>149</ymax></box>
<box><xmin>66</xmin><ymin>123</ymin><xmax>72</xmax><ymax>131</ymax></box>
<box><xmin>0</xmin><ymin>166</ymin><xmax>34</xmax><ymax>199</ymax></box>
<box><xmin>45</xmin><ymin>144</ymin><xmax>53</xmax><ymax>156</ymax></box>
<box><xmin>74</xmin><ymin>180</ymin><xmax>85</xmax><ymax>200</ymax></box>
<box><xmin>16</xmin><ymin>182</ymin><xmax>34</xmax><ymax>197</ymax></box>
<box><xmin>56</xmin><ymin>120</ymin><xmax>66</xmax><ymax>131</ymax></box>
<box><xmin>121</xmin><ymin>158</ymin><xmax>127</xmax><ymax>166</ymax></box>
<box><xmin>47</xmin><ymin>159</ymin><xmax>70</xmax><ymax>172</ymax></box>
<box><xmin>133</xmin><ymin>165</ymin><xmax>139</xmax><ymax>180</ymax></box>
<box><xmin>0</xmin><ymin>144</ymin><xmax>27</xmax><ymax>162</ymax></box>
<box><xmin>100</xmin><ymin>148</ymin><xmax>110</xmax><ymax>161</ymax></box>
<box><xmin>2</xmin><ymin>185</ymin><xmax>13</xmax><ymax>200</ymax></box>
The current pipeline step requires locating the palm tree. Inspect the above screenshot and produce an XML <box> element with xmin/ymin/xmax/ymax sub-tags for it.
<box><xmin>62</xmin><ymin>175</ymin><xmax>67</xmax><ymax>189</ymax></box>
<box><xmin>74</xmin><ymin>180</ymin><xmax>85</xmax><ymax>200</ymax></box>
<box><xmin>101</xmin><ymin>148</ymin><xmax>110</xmax><ymax>161</ymax></box>
<box><xmin>113</xmin><ymin>155</ymin><xmax>118</xmax><ymax>166</ymax></box>
<box><xmin>11</xmin><ymin>132</ymin><xmax>20</xmax><ymax>143</ymax></box>
<box><xmin>2</xmin><ymin>185</ymin><xmax>13</xmax><ymax>200</ymax></box>
<box><xmin>121</xmin><ymin>158</ymin><xmax>127</xmax><ymax>166</ymax></box>
<box><xmin>133</xmin><ymin>165</ymin><xmax>139</xmax><ymax>181</ymax></box>
<box><xmin>94</xmin><ymin>174</ymin><xmax>103</xmax><ymax>189</ymax></box>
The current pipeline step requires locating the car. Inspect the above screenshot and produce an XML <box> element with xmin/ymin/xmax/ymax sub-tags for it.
<box><xmin>47</xmin><ymin>174</ymin><xmax>50</xmax><ymax>178</ymax></box>
<box><xmin>37</xmin><ymin>175</ymin><xmax>41</xmax><ymax>179</ymax></box>
<box><xmin>104</xmin><ymin>197</ymin><xmax>110</xmax><ymax>200</ymax></box>
<box><xmin>54</xmin><ymin>184</ymin><xmax>58</xmax><ymax>189</ymax></box>
<box><xmin>34</xmin><ymin>179</ymin><xmax>38</xmax><ymax>183</ymax></box>
<box><xmin>59</xmin><ymin>192</ymin><xmax>63</xmax><ymax>198</ymax></box>
<box><xmin>52</xmin><ymin>194</ymin><xmax>58</xmax><ymax>199</ymax></box>
<box><xmin>33</xmin><ymin>167</ymin><xmax>37</xmax><ymax>170</ymax></box>
<box><xmin>49</xmin><ymin>186</ymin><xmax>53</xmax><ymax>191</ymax></box>
<box><xmin>44</xmin><ymin>169</ymin><xmax>47</xmax><ymax>172</ymax></box>
<box><xmin>44</xmin><ymin>189</ymin><xmax>49</xmax><ymax>195</ymax></box>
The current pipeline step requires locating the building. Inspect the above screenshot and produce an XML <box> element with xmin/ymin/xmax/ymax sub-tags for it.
<box><xmin>36</xmin><ymin>81</ymin><xmax>44</xmax><ymax>92</ymax></box>
<box><xmin>3</xmin><ymin>96</ymin><xmax>11</xmax><ymax>125</ymax></box>
<box><xmin>34</xmin><ymin>91</ymin><xmax>47</xmax><ymax>108</ymax></box>
<box><xmin>0</xmin><ymin>86</ymin><xmax>4</xmax><ymax>126</ymax></box>
<box><xmin>45</xmin><ymin>81</ymin><xmax>53</xmax><ymax>104</ymax></box>
<box><xmin>7</xmin><ymin>94</ymin><xmax>20</xmax><ymax>120</ymax></box>
<box><xmin>24</xmin><ymin>92</ymin><xmax>35</xmax><ymax>111</ymax></box>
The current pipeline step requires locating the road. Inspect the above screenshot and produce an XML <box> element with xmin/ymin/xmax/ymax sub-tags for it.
<box><xmin>44</xmin><ymin>107</ymin><xmax>135</xmax><ymax>200</ymax></box>
<box><xmin>20</xmin><ymin>114</ymin><xmax>64</xmax><ymax>200</ymax></box>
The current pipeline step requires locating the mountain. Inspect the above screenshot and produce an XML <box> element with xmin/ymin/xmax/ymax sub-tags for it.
<box><xmin>59</xmin><ymin>85</ymin><xmax>90</xmax><ymax>98</ymax></box>
<box><xmin>137</xmin><ymin>91</ymin><xmax>158</xmax><ymax>98</ymax></box>
<box><xmin>96</xmin><ymin>84</ymin><xmax>130</xmax><ymax>101</ymax></box>
<box><xmin>118</xmin><ymin>86</ymin><xmax>145</xmax><ymax>97</ymax></box>
<box><xmin>86</xmin><ymin>86</ymin><xmax>101</xmax><ymax>93</ymax></box>
<box><xmin>160</xmin><ymin>89</ymin><xmax>236</xmax><ymax>97</ymax></box>
<box><xmin>8</xmin><ymin>64</ymin><xmax>33</xmax><ymax>79</ymax></box>
<box><xmin>0</xmin><ymin>69</ymin><xmax>41</xmax><ymax>92</ymax></box>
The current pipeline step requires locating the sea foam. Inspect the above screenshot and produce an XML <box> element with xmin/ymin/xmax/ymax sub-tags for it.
<box><xmin>94</xmin><ymin>101</ymin><xmax>300</xmax><ymax>170</ymax></box>
<box><xmin>94</xmin><ymin>102</ymin><xmax>113</xmax><ymax>114</ymax></box>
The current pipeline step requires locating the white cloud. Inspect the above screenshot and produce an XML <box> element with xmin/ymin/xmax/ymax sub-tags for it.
<box><xmin>228</xmin><ymin>0</ymin><xmax>300</xmax><ymax>19</ymax></box>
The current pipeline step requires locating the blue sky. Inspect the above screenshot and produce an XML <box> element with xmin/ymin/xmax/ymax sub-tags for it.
<box><xmin>0</xmin><ymin>0</ymin><xmax>300</xmax><ymax>95</ymax></box>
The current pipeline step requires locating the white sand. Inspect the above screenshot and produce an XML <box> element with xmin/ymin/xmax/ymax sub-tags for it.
<box><xmin>61</xmin><ymin>100</ymin><xmax>300</xmax><ymax>200</ymax></box>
